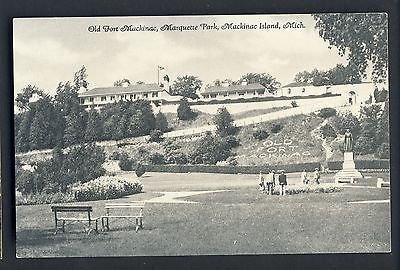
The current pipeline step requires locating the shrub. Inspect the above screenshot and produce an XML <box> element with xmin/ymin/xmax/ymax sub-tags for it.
<box><xmin>135</xmin><ymin>164</ymin><xmax>146</xmax><ymax>177</ymax></box>
<box><xmin>148</xmin><ymin>129</ymin><xmax>164</xmax><ymax>142</ymax></box>
<box><xmin>320</xmin><ymin>124</ymin><xmax>337</xmax><ymax>139</ymax></box>
<box><xmin>354</xmin><ymin>136</ymin><xmax>376</xmax><ymax>155</ymax></box>
<box><xmin>16</xmin><ymin>191</ymin><xmax>75</xmax><ymax>205</ymax></box>
<box><xmin>109</xmin><ymin>151</ymin><xmax>121</xmax><ymax>160</ymax></box>
<box><xmin>74</xmin><ymin>176</ymin><xmax>143</xmax><ymax>202</ymax></box>
<box><xmin>271</xmin><ymin>183</ymin><xmax>342</xmax><ymax>195</ymax></box>
<box><xmin>291</xmin><ymin>101</ymin><xmax>298</xmax><ymax>107</ymax></box>
<box><xmin>15</xmin><ymin>169</ymin><xmax>36</xmax><ymax>195</ymax></box>
<box><xmin>375</xmin><ymin>143</ymin><xmax>390</xmax><ymax>159</ymax></box>
<box><xmin>149</xmin><ymin>152</ymin><xmax>166</xmax><ymax>165</ymax></box>
<box><xmin>373</xmin><ymin>88</ymin><xmax>388</xmax><ymax>102</ymax></box>
<box><xmin>270</xmin><ymin>123</ymin><xmax>283</xmax><ymax>133</ymax></box>
<box><xmin>177</xmin><ymin>98</ymin><xmax>197</xmax><ymax>120</ymax></box>
<box><xmin>327</xmin><ymin>159</ymin><xmax>390</xmax><ymax>170</ymax></box>
<box><xmin>223</xmin><ymin>135</ymin><xmax>240</xmax><ymax>148</ymax></box>
<box><xmin>253</xmin><ymin>129</ymin><xmax>269</xmax><ymax>140</ymax></box>
<box><xmin>155</xmin><ymin>112</ymin><xmax>169</xmax><ymax>132</ymax></box>
<box><xmin>119</xmin><ymin>153</ymin><xmax>135</xmax><ymax>171</ymax></box>
<box><xmin>330</xmin><ymin>111</ymin><xmax>360</xmax><ymax>136</ymax></box>
<box><xmin>317</xmin><ymin>108</ymin><xmax>337</xmax><ymax>118</ymax></box>
<box><xmin>145</xmin><ymin>162</ymin><xmax>321</xmax><ymax>174</ymax></box>
<box><xmin>213</xmin><ymin>107</ymin><xmax>237</xmax><ymax>137</ymax></box>
<box><xmin>226</xmin><ymin>156</ymin><xmax>238</xmax><ymax>166</ymax></box>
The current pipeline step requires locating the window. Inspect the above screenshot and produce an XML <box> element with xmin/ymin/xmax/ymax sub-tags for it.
<box><xmin>288</xmin><ymin>88</ymin><xmax>291</xmax><ymax>94</ymax></box>
<box><xmin>223</xmin><ymin>92</ymin><xmax>229</xmax><ymax>97</ymax></box>
<box><xmin>302</xmin><ymin>88</ymin><xmax>305</xmax><ymax>93</ymax></box>
<box><xmin>210</xmin><ymin>94</ymin><xmax>217</xmax><ymax>98</ymax></box>
<box><xmin>143</xmin><ymin>93</ymin><xmax>148</xmax><ymax>98</ymax></box>
<box><xmin>101</xmin><ymin>96</ymin><xmax>107</xmax><ymax>101</ymax></box>
<box><xmin>110</xmin><ymin>96</ymin><xmax>115</xmax><ymax>100</ymax></box>
<box><xmin>134</xmin><ymin>94</ymin><xmax>137</xmax><ymax>99</ymax></box>
<box><xmin>152</xmin><ymin>92</ymin><xmax>159</xmax><ymax>97</ymax></box>
<box><xmin>130</xmin><ymin>94</ymin><xmax>134</xmax><ymax>100</ymax></box>
<box><xmin>89</xmin><ymin>97</ymin><xmax>94</xmax><ymax>102</ymax></box>
<box><xmin>79</xmin><ymin>98</ymin><xmax>85</xmax><ymax>104</ymax></box>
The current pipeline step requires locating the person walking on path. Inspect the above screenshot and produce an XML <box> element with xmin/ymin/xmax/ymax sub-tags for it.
<box><xmin>258</xmin><ymin>171</ymin><xmax>265</xmax><ymax>192</ymax></box>
<box><xmin>265</xmin><ymin>170</ymin><xmax>275</xmax><ymax>195</ymax></box>
<box><xmin>278</xmin><ymin>170</ymin><xmax>287</xmax><ymax>196</ymax></box>
<box><xmin>313</xmin><ymin>168</ymin><xmax>321</xmax><ymax>184</ymax></box>
<box><xmin>301</xmin><ymin>169</ymin><xmax>308</xmax><ymax>184</ymax></box>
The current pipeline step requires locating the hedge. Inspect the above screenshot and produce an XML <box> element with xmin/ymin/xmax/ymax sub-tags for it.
<box><xmin>327</xmin><ymin>159</ymin><xmax>390</xmax><ymax>170</ymax></box>
<box><xmin>158</xmin><ymin>93</ymin><xmax>340</xmax><ymax>106</ymax></box>
<box><xmin>145</xmin><ymin>162</ymin><xmax>321</xmax><ymax>174</ymax></box>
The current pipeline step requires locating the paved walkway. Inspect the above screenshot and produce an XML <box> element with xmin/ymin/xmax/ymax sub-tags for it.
<box><xmin>142</xmin><ymin>190</ymin><xmax>230</xmax><ymax>204</ymax></box>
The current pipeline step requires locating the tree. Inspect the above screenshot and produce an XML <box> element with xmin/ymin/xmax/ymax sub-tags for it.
<box><xmin>29</xmin><ymin>96</ymin><xmax>59</xmax><ymax>150</ymax></box>
<box><xmin>155</xmin><ymin>112</ymin><xmax>169</xmax><ymax>132</ymax></box>
<box><xmin>379</xmin><ymin>101</ymin><xmax>389</xmax><ymax>144</ymax></box>
<box><xmin>213</xmin><ymin>107</ymin><xmax>237</xmax><ymax>137</ymax></box>
<box><xmin>294</xmin><ymin>64</ymin><xmax>361</xmax><ymax>86</ymax></box>
<box><xmin>354</xmin><ymin>104</ymin><xmax>383</xmax><ymax>154</ymax></box>
<box><xmin>238</xmin><ymin>73</ymin><xmax>281</xmax><ymax>94</ymax></box>
<box><xmin>16</xmin><ymin>109</ymin><xmax>35</xmax><ymax>152</ymax></box>
<box><xmin>84</xmin><ymin>108</ymin><xmax>103</xmax><ymax>142</ymax></box>
<box><xmin>73</xmin><ymin>65</ymin><xmax>89</xmax><ymax>90</ymax></box>
<box><xmin>63</xmin><ymin>106</ymin><xmax>87</xmax><ymax>146</ymax></box>
<box><xmin>54</xmin><ymin>81</ymin><xmax>80</xmax><ymax>116</ymax></box>
<box><xmin>114</xmin><ymin>78</ymin><xmax>131</xmax><ymax>87</ymax></box>
<box><xmin>15</xmin><ymin>85</ymin><xmax>44</xmax><ymax>111</ymax></box>
<box><xmin>170</xmin><ymin>75</ymin><xmax>202</xmax><ymax>99</ymax></box>
<box><xmin>177</xmin><ymin>98</ymin><xmax>197</xmax><ymax>120</ymax></box>
<box><xmin>330</xmin><ymin>111</ymin><xmax>360</xmax><ymax>136</ymax></box>
<box><xmin>189</xmin><ymin>132</ymin><xmax>236</xmax><ymax>165</ymax></box>
<box><xmin>313</xmin><ymin>13</ymin><xmax>388</xmax><ymax>82</ymax></box>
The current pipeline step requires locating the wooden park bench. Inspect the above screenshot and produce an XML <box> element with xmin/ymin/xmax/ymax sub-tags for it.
<box><xmin>51</xmin><ymin>205</ymin><xmax>99</xmax><ymax>234</ymax></box>
<box><xmin>101</xmin><ymin>202</ymin><xmax>145</xmax><ymax>232</ymax></box>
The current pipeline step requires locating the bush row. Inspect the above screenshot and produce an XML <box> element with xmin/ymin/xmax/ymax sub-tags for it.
<box><xmin>185</xmin><ymin>93</ymin><xmax>340</xmax><ymax>106</ymax></box>
<box><xmin>271</xmin><ymin>183</ymin><xmax>342</xmax><ymax>195</ymax></box>
<box><xmin>74</xmin><ymin>176</ymin><xmax>143</xmax><ymax>202</ymax></box>
<box><xmin>145</xmin><ymin>162</ymin><xmax>321</xmax><ymax>174</ymax></box>
<box><xmin>327</xmin><ymin>159</ymin><xmax>390</xmax><ymax>170</ymax></box>
<box><xmin>16</xmin><ymin>191</ymin><xmax>75</xmax><ymax>206</ymax></box>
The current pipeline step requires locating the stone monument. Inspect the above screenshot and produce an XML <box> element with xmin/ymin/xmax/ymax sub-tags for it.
<box><xmin>335</xmin><ymin>129</ymin><xmax>363</xmax><ymax>183</ymax></box>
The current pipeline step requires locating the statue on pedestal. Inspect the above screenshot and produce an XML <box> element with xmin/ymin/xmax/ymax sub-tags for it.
<box><xmin>343</xmin><ymin>129</ymin><xmax>353</xmax><ymax>152</ymax></box>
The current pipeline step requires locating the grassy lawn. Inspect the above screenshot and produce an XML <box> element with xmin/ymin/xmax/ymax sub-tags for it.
<box><xmin>16</xmin><ymin>172</ymin><xmax>391</xmax><ymax>257</ymax></box>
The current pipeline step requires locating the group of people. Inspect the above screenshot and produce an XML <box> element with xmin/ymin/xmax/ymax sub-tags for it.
<box><xmin>258</xmin><ymin>168</ymin><xmax>321</xmax><ymax>196</ymax></box>
<box><xmin>258</xmin><ymin>170</ymin><xmax>287</xmax><ymax>196</ymax></box>
<box><xmin>300</xmin><ymin>168</ymin><xmax>321</xmax><ymax>185</ymax></box>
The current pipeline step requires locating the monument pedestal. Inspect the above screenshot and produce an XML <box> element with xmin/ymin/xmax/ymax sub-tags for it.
<box><xmin>335</xmin><ymin>152</ymin><xmax>363</xmax><ymax>183</ymax></box>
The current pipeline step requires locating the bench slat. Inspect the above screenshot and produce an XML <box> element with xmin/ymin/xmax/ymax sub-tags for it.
<box><xmin>102</xmin><ymin>215</ymin><xmax>142</xmax><ymax>218</ymax></box>
<box><xmin>57</xmin><ymin>217</ymin><xmax>99</xmax><ymax>221</ymax></box>
<box><xmin>51</xmin><ymin>205</ymin><xmax>93</xmax><ymax>212</ymax></box>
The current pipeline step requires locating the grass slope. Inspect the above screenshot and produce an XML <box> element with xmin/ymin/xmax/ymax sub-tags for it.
<box><xmin>234</xmin><ymin>113</ymin><xmax>325</xmax><ymax>165</ymax></box>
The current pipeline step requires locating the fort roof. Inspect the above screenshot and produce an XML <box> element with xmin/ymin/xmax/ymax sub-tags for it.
<box><xmin>79</xmin><ymin>83</ymin><xmax>164</xmax><ymax>97</ymax></box>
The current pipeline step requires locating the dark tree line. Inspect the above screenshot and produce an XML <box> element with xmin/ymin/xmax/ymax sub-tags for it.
<box><xmin>294</xmin><ymin>64</ymin><xmax>361</xmax><ymax>86</ymax></box>
<box><xmin>15</xmin><ymin>66</ymin><xmax>163</xmax><ymax>153</ymax></box>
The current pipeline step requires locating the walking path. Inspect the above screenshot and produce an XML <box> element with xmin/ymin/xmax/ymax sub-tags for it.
<box><xmin>141</xmin><ymin>190</ymin><xmax>230</xmax><ymax>204</ymax></box>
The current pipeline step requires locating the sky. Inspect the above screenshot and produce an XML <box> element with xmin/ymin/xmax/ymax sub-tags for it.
<box><xmin>13</xmin><ymin>14</ymin><xmax>348</xmax><ymax>96</ymax></box>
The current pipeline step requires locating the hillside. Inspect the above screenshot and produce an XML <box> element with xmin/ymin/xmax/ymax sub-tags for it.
<box><xmin>234</xmin><ymin>113</ymin><xmax>325</xmax><ymax>166</ymax></box>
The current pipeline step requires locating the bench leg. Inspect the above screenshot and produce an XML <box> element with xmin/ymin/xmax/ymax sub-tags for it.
<box><xmin>139</xmin><ymin>218</ymin><xmax>143</xmax><ymax>229</ymax></box>
<box><xmin>135</xmin><ymin>218</ymin><xmax>139</xmax><ymax>232</ymax></box>
<box><xmin>62</xmin><ymin>220</ymin><xmax>66</xmax><ymax>233</ymax></box>
<box><xmin>106</xmin><ymin>218</ymin><xmax>110</xmax><ymax>231</ymax></box>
